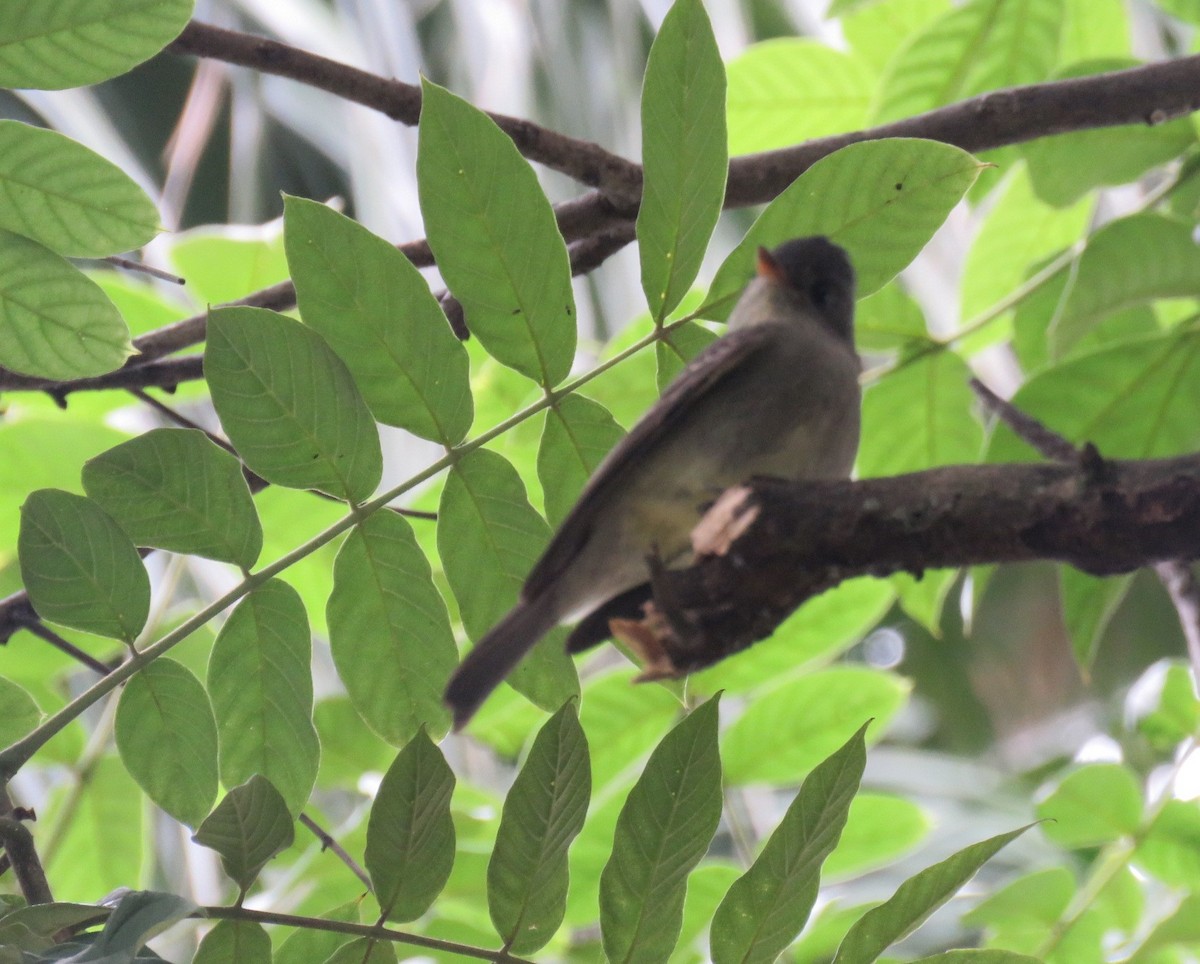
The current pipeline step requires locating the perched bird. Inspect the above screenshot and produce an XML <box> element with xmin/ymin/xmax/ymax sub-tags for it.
<box><xmin>445</xmin><ymin>236</ymin><xmax>862</xmax><ymax>727</ymax></box>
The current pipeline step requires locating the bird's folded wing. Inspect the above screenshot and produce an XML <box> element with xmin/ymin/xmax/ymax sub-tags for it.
<box><xmin>524</xmin><ymin>320</ymin><xmax>786</xmax><ymax>598</ymax></box>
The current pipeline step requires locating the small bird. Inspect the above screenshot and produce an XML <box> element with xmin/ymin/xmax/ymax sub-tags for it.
<box><xmin>445</xmin><ymin>236</ymin><xmax>862</xmax><ymax>727</ymax></box>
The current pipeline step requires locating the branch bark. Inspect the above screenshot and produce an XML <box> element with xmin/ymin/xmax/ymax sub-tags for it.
<box><xmin>641</xmin><ymin>452</ymin><xmax>1200</xmax><ymax>674</ymax></box>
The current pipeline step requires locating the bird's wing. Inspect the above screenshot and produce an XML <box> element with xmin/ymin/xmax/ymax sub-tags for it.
<box><xmin>524</xmin><ymin>320</ymin><xmax>786</xmax><ymax>599</ymax></box>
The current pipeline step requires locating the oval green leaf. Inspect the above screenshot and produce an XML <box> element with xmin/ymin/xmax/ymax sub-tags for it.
<box><xmin>874</xmin><ymin>0</ymin><xmax>1064</xmax><ymax>124</ymax></box>
<box><xmin>1051</xmin><ymin>214</ymin><xmax>1200</xmax><ymax>355</ymax></box>
<box><xmin>833</xmin><ymin>824</ymin><xmax>1033</xmax><ymax>963</ymax></box>
<box><xmin>194</xmin><ymin>918</ymin><xmax>271</xmax><ymax>964</ymax></box>
<box><xmin>284</xmin><ymin>195</ymin><xmax>473</xmax><ymax>443</ymax></box>
<box><xmin>115</xmin><ymin>658</ymin><xmax>218</xmax><ymax>827</ymax></box>
<box><xmin>0</xmin><ymin>676</ymin><xmax>43</xmax><ymax>751</ymax></box>
<box><xmin>438</xmin><ymin>448</ymin><xmax>578</xmax><ymax>713</ymax></box>
<box><xmin>0</xmin><ymin>0</ymin><xmax>193</xmax><ymax>90</ymax></box>
<box><xmin>637</xmin><ymin>0</ymin><xmax>727</xmax><ymax>322</ymax></box>
<box><xmin>0</xmin><ymin>229</ymin><xmax>133</xmax><ymax>379</ymax></box>
<box><xmin>599</xmin><ymin>695</ymin><xmax>723</xmax><ymax>964</ymax></box>
<box><xmin>723</xmin><ymin>668</ymin><xmax>907</xmax><ymax>785</ymax></box>
<box><xmin>858</xmin><ymin>351</ymin><xmax>983</xmax><ymax>476</ymax></box>
<box><xmin>207</xmin><ymin>579</ymin><xmax>320</xmax><ymax>817</ymax></box>
<box><xmin>365</xmin><ymin>729</ymin><xmax>456</xmax><ymax>923</ymax></box>
<box><xmin>702</xmin><ymin>139</ymin><xmax>982</xmax><ymax>317</ymax></box>
<box><xmin>711</xmin><ymin>723</ymin><xmax>868</xmax><ymax>964</ymax></box>
<box><xmin>193</xmin><ymin>775</ymin><xmax>295</xmax><ymax>892</ymax></box>
<box><xmin>205</xmin><ymin>306</ymin><xmax>382</xmax><ymax>503</ymax></box>
<box><xmin>19</xmin><ymin>488</ymin><xmax>149</xmax><ymax>642</ymax></box>
<box><xmin>82</xmin><ymin>428</ymin><xmax>263</xmax><ymax>568</ymax></box>
<box><xmin>987</xmin><ymin>327</ymin><xmax>1200</xmax><ymax>462</ymax></box>
<box><xmin>537</xmin><ymin>393</ymin><xmax>625</xmax><ymax>527</ymax></box>
<box><xmin>327</xmin><ymin>511</ymin><xmax>457</xmax><ymax>745</ymax></box>
<box><xmin>727</xmin><ymin>40</ymin><xmax>874</xmax><ymax>155</ymax></box>
<box><xmin>1036</xmin><ymin>763</ymin><xmax>1142</xmax><ymax>849</ymax></box>
<box><xmin>417</xmin><ymin>78</ymin><xmax>576</xmax><ymax>387</ymax></box>
<box><xmin>488</xmin><ymin>701</ymin><xmax>592</xmax><ymax>954</ymax></box>
<box><xmin>0</xmin><ymin>120</ymin><xmax>159</xmax><ymax>257</ymax></box>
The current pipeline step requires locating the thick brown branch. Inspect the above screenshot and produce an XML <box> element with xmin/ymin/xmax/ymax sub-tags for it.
<box><xmin>167</xmin><ymin>21</ymin><xmax>643</xmax><ymax>203</ymax></box>
<box><xmin>646</xmin><ymin>452</ymin><xmax>1200</xmax><ymax>673</ymax></box>
<box><xmin>725</xmin><ymin>55</ymin><xmax>1200</xmax><ymax>206</ymax></box>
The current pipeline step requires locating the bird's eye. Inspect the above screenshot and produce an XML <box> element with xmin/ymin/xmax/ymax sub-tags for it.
<box><xmin>809</xmin><ymin>282</ymin><xmax>829</xmax><ymax>307</ymax></box>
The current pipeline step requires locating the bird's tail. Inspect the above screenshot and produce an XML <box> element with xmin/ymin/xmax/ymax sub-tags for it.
<box><xmin>445</xmin><ymin>594</ymin><xmax>561</xmax><ymax>729</ymax></box>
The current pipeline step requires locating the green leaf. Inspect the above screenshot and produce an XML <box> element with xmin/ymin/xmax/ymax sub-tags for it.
<box><xmin>833</xmin><ymin>824</ymin><xmax>1033</xmax><ymax>963</ymax></box>
<box><xmin>488</xmin><ymin>701</ymin><xmax>591</xmax><ymax>954</ymax></box>
<box><xmin>205</xmin><ymin>306</ymin><xmax>383</xmax><ymax>503</ymax></box>
<box><xmin>365</xmin><ymin>729</ymin><xmax>456</xmax><ymax>923</ymax></box>
<box><xmin>1135</xmin><ymin>800</ymin><xmax>1200</xmax><ymax>888</ymax></box>
<box><xmin>0</xmin><ymin>677</ymin><xmax>42</xmax><ymax>751</ymax></box>
<box><xmin>438</xmin><ymin>448</ymin><xmax>578</xmax><ymax>712</ymax></box>
<box><xmin>1036</xmin><ymin>763</ymin><xmax>1142</xmax><ymax>849</ymax></box>
<box><xmin>0</xmin><ymin>0</ymin><xmax>193</xmax><ymax>90</ymax></box>
<box><xmin>168</xmin><ymin>228</ymin><xmax>290</xmax><ymax>305</ymax></box>
<box><xmin>1060</xmin><ymin>0</ymin><xmax>1130</xmax><ymax>61</ymax></box>
<box><xmin>1050</xmin><ymin>214</ymin><xmax>1200</xmax><ymax>355</ymax></box>
<box><xmin>418</xmin><ymin>78</ymin><xmax>576</xmax><ymax>386</ymax></box>
<box><xmin>655</xmin><ymin>320</ymin><xmax>718</xmax><ymax>392</ymax></box>
<box><xmin>193</xmin><ymin>775</ymin><xmax>295</xmax><ymax>892</ymax></box>
<box><xmin>44</xmin><ymin>758</ymin><xmax>143</xmax><ymax>903</ymax></box>
<box><xmin>962</xmin><ymin>865</ymin><xmax>1073</xmax><ymax>936</ymax></box>
<box><xmin>538</xmin><ymin>394</ymin><xmax>625</xmax><ymax>527</ymax></box>
<box><xmin>0</xmin><ymin>903</ymin><xmax>109</xmax><ymax>950</ymax></box>
<box><xmin>711</xmin><ymin>723</ymin><xmax>868</xmax><ymax>964</ymax></box>
<box><xmin>82</xmin><ymin>428</ymin><xmax>262</xmax><ymax>568</ymax></box>
<box><xmin>855</xmin><ymin>282</ymin><xmax>929</xmax><ymax>353</ymax></box>
<box><xmin>1058</xmin><ymin>568</ymin><xmax>1131</xmax><ymax>671</ymax></box>
<box><xmin>1021</xmin><ymin>60</ymin><xmax>1195</xmax><ymax>207</ymax></box>
<box><xmin>324</xmin><ymin>939</ymin><xmax>398</xmax><ymax>964</ymax></box>
<box><xmin>76</xmin><ymin>890</ymin><xmax>196</xmax><ymax>958</ymax></box>
<box><xmin>693</xmin><ymin>578</ymin><xmax>896</xmax><ymax>694</ymax></box>
<box><xmin>0</xmin><ymin>229</ymin><xmax>132</xmax><ymax>380</ymax></box>
<box><xmin>600</xmin><ymin>695</ymin><xmax>723</xmax><ymax>964</ymax></box>
<box><xmin>284</xmin><ymin>196</ymin><xmax>473</xmax><ymax>444</ymax></box>
<box><xmin>207</xmin><ymin>579</ymin><xmax>320</xmax><ymax>816</ymax></box>
<box><xmin>701</xmin><ymin>139</ymin><xmax>982</xmax><ymax>317</ymax></box>
<box><xmin>858</xmin><ymin>351</ymin><xmax>982</xmax><ymax>476</ymax></box>
<box><xmin>0</xmin><ymin>120</ymin><xmax>159</xmax><ymax>257</ymax></box>
<box><xmin>194</xmin><ymin>918</ymin><xmax>271</xmax><ymax>964</ymax></box>
<box><xmin>726</xmin><ymin>40</ymin><xmax>873</xmax><ymax>155</ymax></box>
<box><xmin>637</xmin><ymin>0</ymin><xmax>727</xmax><ymax>321</ymax></box>
<box><xmin>327</xmin><ymin>511</ymin><xmax>457</xmax><ymax>745</ymax></box>
<box><xmin>274</xmin><ymin>901</ymin><xmax>361</xmax><ymax>964</ymax></box>
<box><xmin>987</xmin><ymin>327</ymin><xmax>1200</xmax><ymax>462</ymax></box>
<box><xmin>824</xmin><ymin>793</ymin><xmax>931</xmax><ymax>881</ymax></box>
<box><xmin>19</xmin><ymin>488</ymin><xmax>149</xmax><ymax>642</ymax></box>
<box><xmin>1134</xmin><ymin>661</ymin><xmax>1200</xmax><ymax>750</ymax></box>
<box><xmin>1130</xmin><ymin>892</ymin><xmax>1200</xmax><ymax>962</ymax></box>
<box><xmin>958</xmin><ymin>165</ymin><xmax>1091</xmax><ymax>326</ymax></box>
<box><xmin>116</xmin><ymin>658</ymin><xmax>218</xmax><ymax>827</ymax></box>
<box><xmin>723</xmin><ymin>668</ymin><xmax>907</xmax><ymax>785</ymax></box>
<box><xmin>874</xmin><ymin>0</ymin><xmax>1065</xmax><ymax>124</ymax></box>
<box><xmin>842</xmin><ymin>0</ymin><xmax>951</xmax><ymax>71</ymax></box>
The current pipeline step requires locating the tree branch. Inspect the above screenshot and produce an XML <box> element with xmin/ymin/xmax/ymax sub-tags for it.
<box><xmin>640</xmin><ymin>452</ymin><xmax>1200</xmax><ymax>674</ymax></box>
<box><xmin>167</xmin><ymin>20</ymin><xmax>644</xmax><ymax>204</ymax></box>
<box><xmin>6</xmin><ymin>50</ymin><xmax>1200</xmax><ymax>396</ymax></box>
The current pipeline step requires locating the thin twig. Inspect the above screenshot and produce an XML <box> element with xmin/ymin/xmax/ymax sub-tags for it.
<box><xmin>968</xmin><ymin>378</ymin><xmax>1078</xmax><ymax>461</ymax></box>
<box><xmin>298</xmin><ymin>812</ymin><xmax>373</xmax><ymax>890</ymax></box>
<box><xmin>13</xmin><ymin>613</ymin><xmax>112</xmax><ymax>677</ymax></box>
<box><xmin>102</xmin><ymin>257</ymin><xmax>186</xmax><ymax>285</ymax></box>
<box><xmin>200</xmin><ymin>905</ymin><xmax>535</xmax><ymax>963</ymax></box>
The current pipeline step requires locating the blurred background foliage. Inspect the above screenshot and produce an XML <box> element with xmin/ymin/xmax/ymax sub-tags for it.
<box><xmin>4</xmin><ymin>0</ymin><xmax>1200</xmax><ymax>961</ymax></box>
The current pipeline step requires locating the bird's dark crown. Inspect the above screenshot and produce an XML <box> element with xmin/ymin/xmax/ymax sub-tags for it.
<box><xmin>768</xmin><ymin>236</ymin><xmax>856</xmax><ymax>344</ymax></box>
